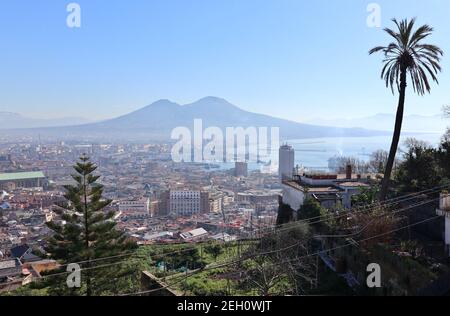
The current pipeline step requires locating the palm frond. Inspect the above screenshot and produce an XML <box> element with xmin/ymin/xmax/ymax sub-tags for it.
<box><xmin>369</xmin><ymin>18</ymin><xmax>443</xmax><ymax>96</ymax></box>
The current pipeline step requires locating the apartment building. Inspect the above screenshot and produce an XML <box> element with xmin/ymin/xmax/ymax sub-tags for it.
<box><xmin>279</xmin><ymin>145</ymin><xmax>295</xmax><ymax>180</ymax></box>
<box><xmin>168</xmin><ymin>190</ymin><xmax>210</xmax><ymax>217</ymax></box>
<box><xmin>118</xmin><ymin>198</ymin><xmax>150</xmax><ymax>217</ymax></box>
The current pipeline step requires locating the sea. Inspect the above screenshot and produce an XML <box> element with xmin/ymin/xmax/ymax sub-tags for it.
<box><xmin>288</xmin><ymin>133</ymin><xmax>443</xmax><ymax>170</ymax></box>
<box><xmin>206</xmin><ymin>132</ymin><xmax>444</xmax><ymax>173</ymax></box>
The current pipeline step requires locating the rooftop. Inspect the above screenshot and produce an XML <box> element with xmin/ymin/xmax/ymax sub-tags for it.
<box><xmin>283</xmin><ymin>180</ymin><xmax>306</xmax><ymax>191</ymax></box>
<box><xmin>10</xmin><ymin>244</ymin><xmax>31</xmax><ymax>259</ymax></box>
<box><xmin>0</xmin><ymin>171</ymin><xmax>46</xmax><ymax>182</ymax></box>
<box><xmin>0</xmin><ymin>258</ymin><xmax>21</xmax><ymax>270</ymax></box>
<box><xmin>309</xmin><ymin>187</ymin><xmax>342</xmax><ymax>193</ymax></box>
<box><xmin>180</xmin><ymin>228</ymin><xmax>208</xmax><ymax>239</ymax></box>
<box><xmin>282</xmin><ymin>180</ymin><xmax>344</xmax><ymax>193</ymax></box>
<box><xmin>302</xmin><ymin>173</ymin><xmax>381</xmax><ymax>180</ymax></box>
<box><xmin>338</xmin><ymin>182</ymin><xmax>370</xmax><ymax>188</ymax></box>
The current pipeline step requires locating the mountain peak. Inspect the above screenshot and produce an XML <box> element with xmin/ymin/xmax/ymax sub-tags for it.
<box><xmin>186</xmin><ymin>96</ymin><xmax>240</xmax><ymax>112</ymax></box>
<box><xmin>196</xmin><ymin>96</ymin><xmax>229</xmax><ymax>103</ymax></box>
<box><xmin>150</xmin><ymin>99</ymin><xmax>180</xmax><ymax>107</ymax></box>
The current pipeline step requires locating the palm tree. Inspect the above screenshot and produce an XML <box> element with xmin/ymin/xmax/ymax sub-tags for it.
<box><xmin>370</xmin><ymin>18</ymin><xmax>443</xmax><ymax>201</ymax></box>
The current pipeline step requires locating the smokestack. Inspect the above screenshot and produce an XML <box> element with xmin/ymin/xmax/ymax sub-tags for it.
<box><xmin>346</xmin><ymin>165</ymin><xmax>352</xmax><ymax>180</ymax></box>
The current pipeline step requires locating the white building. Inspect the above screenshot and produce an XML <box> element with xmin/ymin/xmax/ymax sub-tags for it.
<box><xmin>169</xmin><ymin>190</ymin><xmax>209</xmax><ymax>217</ymax></box>
<box><xmin>236</xmin><ymin>189</ymin><xmax>281</xmax><ymax>204</ymax></box>
<box><xmin>211</xmin><ymin>233</ymin><xmax>237</xmax><ymax>242</ymax></box>
<box><xmin>281</xmin><ymin>170</ymin><xmax>371</xmax><ymax>213</ymax></box>
<box><xmin>209</xmin><ymin>196</ymin><xmax>223</xmax><ymax>214</ymax></box>
<box><xmin>279</xmin><ymin>145</ymin><xmax>295</xmax><ymax>180</ymax></box>
<box><xmin>143</xmin><ymin>231</ymin><xmax>174</xmax><ymax>242</ymax></box>
<box><xmin>180</xmin><ymin>228</ymin><xmax>209</xmax><ymax>241</ymax></box>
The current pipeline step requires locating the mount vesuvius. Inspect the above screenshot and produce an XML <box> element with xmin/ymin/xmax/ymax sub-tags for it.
<box><xmin>5</xmin><ymin>97</ymin><xmax>389</xmax><ymax>141</ymax></box>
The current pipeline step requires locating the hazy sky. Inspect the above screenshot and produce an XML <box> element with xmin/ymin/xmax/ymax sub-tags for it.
<box><xmin>0</xmin><ymin>0</ymin><xmax>449</xmax><ymax>122</ymax></box>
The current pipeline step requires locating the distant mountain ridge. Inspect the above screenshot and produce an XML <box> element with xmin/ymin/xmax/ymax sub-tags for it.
<box><xmin>306</xmin><ymin>113</ymin><xmax>448</xmax><ymax>133</ymax></box>
<box><xmin>3</xmin><ymin>97</ymin><xmax>390</xmax><ymax>141</ymax></box>
<box><xmin>0</xmin><ymin>111</ymin><xmax>92</xmax><ymax>129</ymax></box>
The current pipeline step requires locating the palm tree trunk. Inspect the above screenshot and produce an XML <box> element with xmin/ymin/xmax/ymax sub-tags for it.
<box><xmin>379</xmin><ymin>69</ymin><xmax>407</xmax><ymax>201</ymax></box>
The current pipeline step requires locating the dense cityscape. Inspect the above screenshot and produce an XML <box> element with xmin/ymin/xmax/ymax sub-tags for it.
<box><xmin>0</xmin><ymin>141</ymin><xmax>282</xmax><ymax>290</ymax></box>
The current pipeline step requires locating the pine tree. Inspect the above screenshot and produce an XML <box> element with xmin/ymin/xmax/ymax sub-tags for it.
<box><xmin>45</xmin><ymin>155</ymin><xmax>136</xmax><ymax>296</ymax></box>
